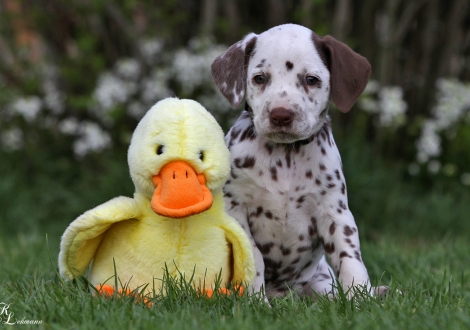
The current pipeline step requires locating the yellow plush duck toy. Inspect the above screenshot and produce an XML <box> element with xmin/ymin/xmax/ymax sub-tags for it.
<box><xmin>58</xmin><ymin>98</ymin><xmax>255</xmax><ymax>297</ymax></box>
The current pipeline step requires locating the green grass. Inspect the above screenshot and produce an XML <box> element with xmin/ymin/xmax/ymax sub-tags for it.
<box><xmin>1</xmin><ymin>140</ymin><xmax>470</xmax><ymax>329</ymax></box>
<box><xmin>0</xmin><ymin>233</ymin><xmax>469</xmax><ymax>329</ymax></box>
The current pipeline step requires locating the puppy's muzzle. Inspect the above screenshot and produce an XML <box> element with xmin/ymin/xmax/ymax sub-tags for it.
<box><xmin>270</xmin><ymin>107</ymin><xmax>295</xmax><ymax>127</ymax></box>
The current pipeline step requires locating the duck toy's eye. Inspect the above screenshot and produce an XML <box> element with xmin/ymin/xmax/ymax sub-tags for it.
<box><xmin>199</xmin><ymin>151</ymin><xmax>204</xmax><ymax>161</ymax></box>
<box><xmin>156</xmin><ymin>145</ymin><xmax>164</xmax><ymax>155</ymax></box>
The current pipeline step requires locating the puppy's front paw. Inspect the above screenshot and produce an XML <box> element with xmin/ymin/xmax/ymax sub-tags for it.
<box><xmin>374</xmin><ymin>285</ymin><xmax>389</xmax><ymax>297</ymax></box>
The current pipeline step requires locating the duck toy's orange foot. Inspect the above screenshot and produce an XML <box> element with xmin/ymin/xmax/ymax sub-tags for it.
<box><xmin>200</xmin><ymin>285</ymin><xmax>245</xmax><ymax>298</ymax></box>
<box><xmin>96</xmin><ymin>284</ymin><xmax>153</xmax><ymax>307</ymax></box>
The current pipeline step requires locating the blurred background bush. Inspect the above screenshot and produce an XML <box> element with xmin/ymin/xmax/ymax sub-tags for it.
<box><xmin>0</xmin><ymin>0</ymin><xmax>469</xmax><ymax>240</ymax></box>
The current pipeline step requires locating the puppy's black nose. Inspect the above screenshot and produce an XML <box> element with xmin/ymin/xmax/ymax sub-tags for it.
<box><xmin>270</xmin><ymin>107</ymin><xmax>294</xmax><ymax>127</ymax></box>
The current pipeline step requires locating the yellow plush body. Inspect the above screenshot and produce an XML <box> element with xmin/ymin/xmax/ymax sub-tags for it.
<box><xmin>59</xmin><ymin>98</ymin><xmax>255</xmax><ymax>294</ymax></box>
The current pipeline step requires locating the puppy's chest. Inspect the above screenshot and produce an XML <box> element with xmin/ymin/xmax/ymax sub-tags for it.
<box><xmin>229</xmin><ymin>142</ymin><xmax>324</xmax><ymax>239</ymax></box>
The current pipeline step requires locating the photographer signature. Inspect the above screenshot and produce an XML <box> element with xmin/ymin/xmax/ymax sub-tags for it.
<box><xmin>0</xmin><ymin>302</ymin><xmax>42</xmax><ymax>325</ymax></box>
<box><xmin>0</xmin><ymin>302</ymin><xmax>16</xmax><ymax>325</ymax></box>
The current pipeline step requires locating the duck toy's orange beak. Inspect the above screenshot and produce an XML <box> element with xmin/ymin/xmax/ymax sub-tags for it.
<box><xmin>150</xmin><ymin>161</ymin><xmax>213</xmax><ymax>218</ymax></box>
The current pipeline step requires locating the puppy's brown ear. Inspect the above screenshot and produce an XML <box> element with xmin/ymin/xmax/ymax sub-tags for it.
<box><xmin>312</xmin><ymin>34</ymin><xmax>371</xmax><ymax>113</ymax></box>
<box><xmin>211</xmin><ymin>33</ymin><xmax>257</xmax><ymax>108</ymax></box>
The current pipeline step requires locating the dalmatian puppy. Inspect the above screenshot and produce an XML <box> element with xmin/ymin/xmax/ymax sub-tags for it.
<box><xmin>211</xmin><ymin>24</ymin><xmax>385</xmax><ymax>299</ymax></box>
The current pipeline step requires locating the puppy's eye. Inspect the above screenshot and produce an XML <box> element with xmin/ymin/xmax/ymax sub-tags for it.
<box><xmin>156</xmin><ymin>145</ymin><xmax>164</xmax><ymax>155</ymax></box>
<box><xmin>306</xmin><ymin>76</ymin><xmax>319</xmax><ymax>86</ymax></box>
<box><xmin>253</xmin><ymin>75</ymin><xmax>266</xmax><ymax>84</ymax></box>
<box><xmin>199</xmin><ymin>151</ymin><xmax>204</xmax><ymax>161</ymax></box>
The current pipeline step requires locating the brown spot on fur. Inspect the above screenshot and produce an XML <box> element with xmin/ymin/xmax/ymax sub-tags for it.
<box><xmin>265</xmin><ymin>142</ymin><xmax>273</xmax><ymax>155</ymax></box>
<box><xmin>291</xmin><ymin>257</ymin><xmax>300</xmax><ymax>264</ymax></box>
<box><xmin>282</xmin><ymin>266</ymin><xmax>295</xmax><ymax>274</ymax></box>
<box><xmin>354</xmin><ymin>250</ymin><xmax>362</xmax><ymax>261</ymax></box>
<box><xmin>234</xmin><ymin>156</ymin><xmax>256</xmax><ymax>169</ymax></box>
<box><xmin>302</xmin><ymin>260</ymin><xmax>313</xmax><ymax>270</ymax></box>
<box><xmin>258</xmin><ymin>242</ymin><xmax>274</xmax><ymax>254</ymax></box>
<box><xmin>281</xmin><ymin>246</ymin><xmax>291</xmax><ymax>255</ymax></box>
<box><xmin>230</xmin><ymin>168</ymin><xmax>238</xmax><ymax>179</ymax></box>
<box><xmin>250</xmin><ymin>206</ymin><xmax>263</xmax><ymax>218</ymax></box>
<box><xmin>306</xmin><ymin>170</ymin><xmax>313</xmax><ymax>179</ymax></box>
<box><xmin>270</xmin><ymin>166</ymin><xmax>278</xmax><ymax>181</ymax></box>
<box><xmin>286</xmin><ymin>61</ymin><xmax>294</xmax><ymax>71</ymax></box>
<box><xmin>329</xmin><ymin>222</ymin><xmax>336</xmax><ymax>235</ymax></box>
<box><xmin>339</xmin><ymin>251</ymin><xmax>351</xmax><ymax>258</ymax></box>
<box><xmin>335</xmin><ymin>169</ymin><xmax>341</xmax><ymax>180</ymax></box>
<box><xmin>297</xmin><ymin>245</ymin><xmax>312</xmax><ymax>253</ymax></box>
<box><xmin>344</xmin><ymin>225</ymin><xmax>354</xmax><ymax>236</ymax></box>
<box><xmin>324</xmin><ymin>242</ymin><xmax>335</xmax><ymax>254</ymax></box>
<box><xmin>255</xmin><ymin>59</ymin><xmax>266</xmax><ymax>68</ymax></box>
<box><xmin>239</xmin><ymin>124</ymin><xmax>257</xmax><ymax>142</ymax></box>
<box><xmin>308</xmin><ymin>225</ymin><xmax>315</xmax><ymax>236</ymax></box>
<box><xmin>311</xmin><ymin>217</ymin><xmax>317</xmax><ymax>227</ymax></box>
<box><xmin>286</xmin><ymin>152</ymin><xmax>291</xmax><ymax>168</ymax></box>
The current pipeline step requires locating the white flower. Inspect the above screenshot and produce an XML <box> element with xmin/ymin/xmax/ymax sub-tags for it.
<box><xmin>73</xmin><ymin>121</ymin><xmax>112</xmax><ymax>158</ymax></box>
<box><xmin>197</xmin><ymin>89</ymin><xmax>231</xmax><ymax>121</ymax></box>
<box><xmin>127</xmin><ymin>101</ymin><xmax>147</xmax><ymax>120</ymax></box>
<box><xmin>358</xmin><ymin>97</ymin><xmax>379</xmax><ymax>113</ymax></box>
<box><xmin>11</xmin><ymin>96</ymin><xmax>43</xmax><ymax>122</ymax></box>
<box><xmin>358</xmin><ymin>82</ymin><xmax>407</xmax><ymax>127</ymax></box>
<box><xmin>139</xmin><ymin>38</ymin><xmax>163</xmax><ymax>64</ymax></box>
<box><xmin>427</xmin><ymin>160</ymin><xmax>441</xmax><ymax>174</ymax></box>
<box><xmin>416</xmin><ymin>120</ymin><xmax>441</xmax><ymax>161</ymax></box>
<box><xmin>59</xmin><ymin>117</ymin><xmax>80</xmax><ymax>135</ymax></box>
<box><xmin>172</xmin><ymin>43</ymin><xmax>227</xmax><ymax>95</ymax></box>
<box><xmin>116</xmin><ymin>59</ymin><xmax>141</xmax><ymax>81</ymax></box>
<box><xmin>378</xmin><ymin>86</ymin><xmax>407</xmax><ymax>127</ymax></box>
<box><xmin>432</xmin><ymin>78</ymin><xmax>470</xmax><ymax>130</ymax></box>
<box><xmin>43</xmin><ymin>80</ymin><xmax>65</xmax><ymax>115</ymax></box>
<box><xmin>415</xmin><ymin>78</ymin><xmax>470</xmax><ymax>165</ymax></box>
<box><xmin>93</xmin><ymin>72</ymin><xmax>138</xmax><ymax>124</ymax></box>
<box><xmin>1</xmin><ymin>127</ymin><xmax>23</xmax><ymax>151</ymax></box>
<box><xmin>363</xmin><ymin>80</ymin><xmax>380</xmax><ymax>94</ymax></box>
<box><xmin>41</xmin><ymin>64</ymin><xmax>65</xmax><ymax>115</ymax></box>
<box><xmin>141</xmin><ymin>69</ymin><xmax>173</xmax><ymax>105</ymax></box>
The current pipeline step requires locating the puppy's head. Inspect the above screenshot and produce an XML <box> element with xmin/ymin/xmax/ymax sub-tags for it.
<box><xmin>211</xmin><ymin>24</ymin><xmax>371</xmax><ymax>143</ymax></box>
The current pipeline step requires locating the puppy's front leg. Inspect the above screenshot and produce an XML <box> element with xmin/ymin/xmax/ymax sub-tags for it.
<box><xmin>316</xmin><ymin>208</ymin><xmax>371</xmax><ymax>297</ymax></box>
<box><xmin>224</xmin><ymin>196</ymin><xmax>266</xmax><ymax>296</ymax></box>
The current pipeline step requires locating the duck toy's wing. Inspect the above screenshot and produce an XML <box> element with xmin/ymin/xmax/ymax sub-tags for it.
<box><xmin>221</xmin><ymin>214</ymin><xmax>256</xmax><ymax>286</ymax></box>
<box><xmin>58</xmin><ymin>196</ymin><xmax>141</xmax><ymax>280</ymax></box>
